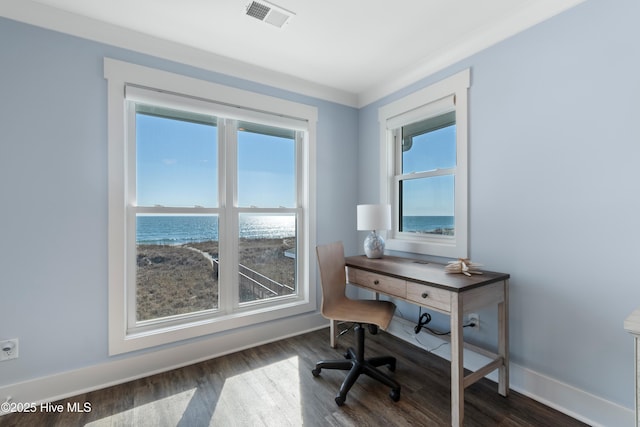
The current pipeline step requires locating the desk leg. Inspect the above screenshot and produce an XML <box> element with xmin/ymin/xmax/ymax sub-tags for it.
<box><xmin>498</xmin><ymin>279</ymin><xmax>510</xmax><ymax>396</ymax></box>
<box><xmin>451</xmin><ymin>293</ymin><xmax>464</xmax><ymax>427</ymax></box>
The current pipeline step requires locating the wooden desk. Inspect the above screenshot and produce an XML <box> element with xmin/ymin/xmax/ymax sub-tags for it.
<box><xmin>342</xmin><ymin>255</ymin><xmax>510</xmax><ymax>427</ymax></box>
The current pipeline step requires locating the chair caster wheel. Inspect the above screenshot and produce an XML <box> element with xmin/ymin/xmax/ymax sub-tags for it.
<box><xmin>335</xmin><ymin>395</ymin><xmax>346</xmax><ymax>406</ymax></box>
<box><xmin>311</xmin><ymin>368</ymin><xmax>321</xmax><ymax>377</ymax></box>
<box><xmin>390</xmin><ymin>388</ymin><xmax>401</xmax><ymax>402</ymax></box>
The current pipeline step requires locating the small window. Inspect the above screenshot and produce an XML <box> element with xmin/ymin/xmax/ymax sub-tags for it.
<box><xmin>399</xmin><ymin>112</ymin><xmax>456</xmax><ymax>236</ymax></box>
<box><xmin>379</xmin><ymin>69</ymin><xmax>470</xmax><ymax>258</ymax></box>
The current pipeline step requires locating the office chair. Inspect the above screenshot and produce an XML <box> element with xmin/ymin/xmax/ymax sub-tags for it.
<box><xmin>311</xmin><ymin>241</ymin><xmax>401</xmax><ymax>406</ymax></box>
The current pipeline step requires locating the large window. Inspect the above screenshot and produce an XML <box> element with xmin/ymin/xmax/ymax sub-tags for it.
<box><xmin>379</xmin><ymin>69</ymin><xmax>470</xmax><ymax>258</ymax></box>
<box><xmin>105</xmin><ymin>59</ymin><xmax>317</xmax><ymax>354</ymax></box>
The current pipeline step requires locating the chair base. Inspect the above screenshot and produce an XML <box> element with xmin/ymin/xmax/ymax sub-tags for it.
<box><xmin>311</xmin><ymin>324</ymin><xmax>401</xmax><ymax>406</ymax></box>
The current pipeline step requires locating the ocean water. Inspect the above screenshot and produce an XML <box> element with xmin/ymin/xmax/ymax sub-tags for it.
<box><xmin>137</xmin><ymin>215</ymin><xmax>454</xmax><ymax>245</ymax></box>
<box><xmin>136</xmin><ymin>215</ymin><xmax>296</xmax><ymax>245</ymax></box>
<box><xmin>401</xmin><ymin>216</ymin><xmax>454</xmax><ymax>233</ymax></box>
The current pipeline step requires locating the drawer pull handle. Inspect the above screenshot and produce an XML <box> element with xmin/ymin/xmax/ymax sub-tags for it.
<box><xmin>421</xmin><ymin>292</ymin><xmax>429</xmax><ymax>299</ymax></box>
<box><xmin>373</xmin><ymin>280</ymin><xmax>380</xmax><ymax>285</ymax></box>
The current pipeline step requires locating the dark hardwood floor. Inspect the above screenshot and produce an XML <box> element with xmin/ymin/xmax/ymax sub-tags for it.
<box><xmin>1</xmin><ymin>328</ymin><xmax>587</xmax><ymax>426</ymax></box>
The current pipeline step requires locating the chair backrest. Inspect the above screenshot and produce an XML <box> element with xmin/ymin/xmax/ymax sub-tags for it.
<box><xmin>316</xmin><ymin>241</ymin><xmax>348</xmax><ymax>317</ymax></box>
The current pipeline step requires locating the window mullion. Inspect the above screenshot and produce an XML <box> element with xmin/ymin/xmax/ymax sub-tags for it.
<box><xmin>295</xmin><ymin>131</ymin><xmax>304</xmax><ymax>210</ymax></box>
<box><xmin>126</xmin><ymin>207</ymin><xmax>137</xmax><ymax>332</ymax></box>
<box><xmin>220</xmin><ymin>119</ymin><xmax>239</xmax><ymax>312</ymax></box>
<box><xmin>390</xmin><ymin>129</ymin><xmax>401</xmax><ymax>235</ymax></box>
<box><xmin>295</xmin><ymin>131</ymin><xmax>304</xmax><ymax>300</ymax></box>
<box><xmin>125</xmin><ymin>102</ymin><xmax>138</xmax><ymax>331</ymax></box>
<box><xmin>393</xmin><ymin>129</ymin><xmax>402</xmax><ymax>175</ymax></box>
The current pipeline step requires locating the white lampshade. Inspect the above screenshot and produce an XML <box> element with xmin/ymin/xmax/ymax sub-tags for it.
<box><xmin>357</xmin><ymin>204</ymin><xmax>391</xmax><ymax>231</ymax></box>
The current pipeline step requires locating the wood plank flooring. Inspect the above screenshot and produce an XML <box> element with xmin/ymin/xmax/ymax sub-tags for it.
<box><xmin>1</xmin><ymin>328</ymin><xmax>587</xmax><ymax>427</ymax></box>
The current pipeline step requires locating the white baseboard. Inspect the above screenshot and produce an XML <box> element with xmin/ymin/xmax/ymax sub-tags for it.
<box><xmin>386</xmin><ymin>316</ymin><xmax>634</xmax><ymax>427</ymax></box>
<box><xmin>0</xmin><ymin>312</ymin><xmax>329</xmax><ymax>416</ymax></box>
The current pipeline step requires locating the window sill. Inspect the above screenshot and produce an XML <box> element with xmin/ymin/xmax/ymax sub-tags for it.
<box><xmin>386</xmin><ymin>237</ymin><xmax>464</xmax><ymax>259</ymax></box>
<box><xmin>109</xmin><ymin>298</ymin><xmax>315</xmax><ymax>355</ymax></box>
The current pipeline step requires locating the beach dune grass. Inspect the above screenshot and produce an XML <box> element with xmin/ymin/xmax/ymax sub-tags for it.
<box><xmin>136</xmin><ymin>238</ymin><xmax>295</xmax><ymax>321</ymax></box>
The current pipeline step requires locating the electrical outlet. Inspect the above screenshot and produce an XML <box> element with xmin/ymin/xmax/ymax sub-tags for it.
<box><xmin>0</xmin><ymin>339</ymin><xmax>19</xmax><ymax>362</ymax></box>
<box><xmin>467</xmin><ymin>313</ymin><xmax>479</xmax><ymax>330</ymax></box>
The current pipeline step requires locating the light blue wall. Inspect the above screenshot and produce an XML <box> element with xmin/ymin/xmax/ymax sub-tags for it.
<box><xmin>2</xmin><ymin>0</ymin><xmax>639</xmax><ymax>414</ymax></box>
<box><xmin>358</xmin><ymin>0</ymin><xmax>640</xmax><ymax>408</ymax></box>
<box><xmin>0</xmin><ymin>17</ymin><xmax>357</xmax><ymax>386</ymax></box>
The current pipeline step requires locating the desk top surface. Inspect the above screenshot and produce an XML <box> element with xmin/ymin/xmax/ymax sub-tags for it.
<box><xmin>345</xmin><ymin>255</ymin><xmax>510</xmax><ymax>292</ymax></box>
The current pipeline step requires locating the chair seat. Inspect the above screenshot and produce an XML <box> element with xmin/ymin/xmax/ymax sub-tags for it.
<box><xmin>323</xmin><ymin>298</ymin><xmax>395</xmax><ymax>331</ymax></box>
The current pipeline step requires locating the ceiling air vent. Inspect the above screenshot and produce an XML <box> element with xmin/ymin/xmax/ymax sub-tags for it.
<box><xmin>245</xmin><ymin>1</ymin><xmax>295</xmax><ymax>28</ymax></box>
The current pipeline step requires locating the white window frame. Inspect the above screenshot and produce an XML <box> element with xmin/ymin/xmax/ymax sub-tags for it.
<box><xmin>378</xmin><ymin>69</ymin><xmax>470</xmax><ymax>258</ymax></box>
<box><xmin>105</xmin><ymin>58</ymin><xmax>317</xmax><ymax>355</ymax></box>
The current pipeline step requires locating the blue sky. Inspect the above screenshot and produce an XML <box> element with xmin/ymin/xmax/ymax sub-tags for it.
<box><xmin>136</xmin><ymin>112</ymin><xmax>454</xmax><ymax>216</ymax></box>
<box><xmin>237</xmin><ymin>129</ymin><xmax>295</xmax><ymax>208</ymax></box>
<box><xmin>136</xmin><ymin>114</ymin><xmax>217</xmax><ymax>207</ymax></box>
<box><xmin>401</xmin><ymin>125</ymin><xmax>456</xmax><ymax>216</ymax></box>
<box><xmin>136</xmin><ymin>114</ymin><xmax>294</xmax><ymax>208</ymax></box>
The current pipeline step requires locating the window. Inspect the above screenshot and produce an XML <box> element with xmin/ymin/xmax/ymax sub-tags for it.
<box><xmin>134</xmin><ymin>106</ymin><xmax>220</xmax><ymax>323</ymax></box>
<box><xmin>379</xmin><ymin>69</ymin><xmax>470</xmax><ymax>258</ymax></box>
<box><xmin>105</xmin><ymin>59</ymin><xmax>317</xmax><ymax>354</ymax></box>
<box><xmin>236</xmin><ymin>122</ymin><xmax>299</xmax><ymax>304</ymax></box>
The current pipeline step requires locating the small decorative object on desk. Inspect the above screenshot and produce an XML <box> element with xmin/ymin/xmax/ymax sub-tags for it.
<box><xmin>445</xmin><ymin>258</ymin><xmax>483</xmax><ymax>276</ymax></box>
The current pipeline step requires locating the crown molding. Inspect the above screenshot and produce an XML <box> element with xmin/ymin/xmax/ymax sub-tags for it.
<box><xmin>356</xmin><ymin>0</ymin><xmax>587</xmax><ymax>107</ymax></box>
<box><xmin>1</xmin><ymin>0</ymin><xmax>585</xmax><ymax>109</ymax></box>
<box><xmin>0</xmin><ymin>0</ymin><xmax>359</xmax><ymax>107</ymax></box>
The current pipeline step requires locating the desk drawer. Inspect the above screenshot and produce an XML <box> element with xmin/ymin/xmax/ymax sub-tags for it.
<box><xmin>348</xmin><ymin>268</ymin><xmax>406</xmax><ymax>298</ymax></box>
<box><xmin>406</xmin><ymin>281</ymin><xmax>451</xmax><ymax>313</ymax></box>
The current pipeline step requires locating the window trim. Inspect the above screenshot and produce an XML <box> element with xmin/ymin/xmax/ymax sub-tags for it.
<box><xmin>378</xmin><ymin>69</ymin><xmax>470</xmax><ymax>258</ymax></box>
<box><xmin>105</xmin><ymin>58</ymin><xmax>317</xmax><ymax>355</ymax></box>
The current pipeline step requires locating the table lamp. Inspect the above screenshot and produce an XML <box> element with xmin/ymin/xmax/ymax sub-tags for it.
<box><xmin>357</xmin><ymin>204</ymin><xmax>391</xmax><ymax>258</ymax></box>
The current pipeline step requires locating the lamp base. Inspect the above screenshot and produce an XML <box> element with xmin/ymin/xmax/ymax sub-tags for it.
<box><xmin>364</xmin><ymin>231</ymin><xmax>385</xmax><ymax>259</ymax></box>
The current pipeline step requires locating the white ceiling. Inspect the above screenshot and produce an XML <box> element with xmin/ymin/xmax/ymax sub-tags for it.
<box><xmin>1</xmin><ymin>0</ymin><xmax>585</xmax><ymax>106</ymax></box>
